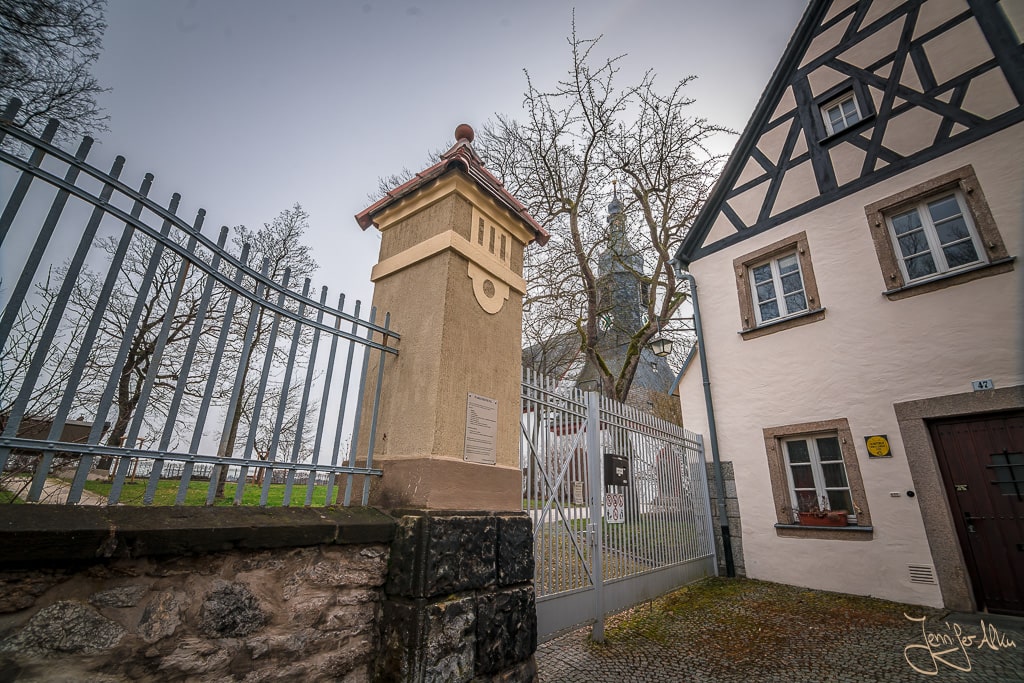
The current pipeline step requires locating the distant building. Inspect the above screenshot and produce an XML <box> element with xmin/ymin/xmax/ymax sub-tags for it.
<box><xmin>523</xmin><ymin>191</ymin><xmax>678</xmax><ymax>420</ymax></box>
<box><xmin>675</xmin><ymin>0</ymin><xmax>1022</xmax><ymax>615</ymax></box>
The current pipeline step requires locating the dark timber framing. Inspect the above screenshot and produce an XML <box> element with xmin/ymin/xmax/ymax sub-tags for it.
<box><xmin>676</xmin><ymin>0</ymin><xmax>1024</xmax><ymax>267</ymax></box>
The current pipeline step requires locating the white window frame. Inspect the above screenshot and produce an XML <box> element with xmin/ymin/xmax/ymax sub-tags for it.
<box><xmin>821</xmin><ymin>93</ymin><xmax>861</xmax><ymax>135</ymax></box>
<box><xmin>781</xmin><ymin>432</ymin><xmax>856</xmax><ymax>524</ymax></box>
<box><xmin>748</xmin><ymin>251</ymin><xmax>809</xmax><ymax>325</ymax></box>
<box><xmin>885</xmin><ymin>190</ymin><xmax>987</xmax><ymax>284</ymax></box>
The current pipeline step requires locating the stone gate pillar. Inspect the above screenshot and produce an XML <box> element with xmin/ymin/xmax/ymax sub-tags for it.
<box><xmin>355</xmin><ymin>124</ymin><xmax>547</xmax><ymax>682</ymax></box>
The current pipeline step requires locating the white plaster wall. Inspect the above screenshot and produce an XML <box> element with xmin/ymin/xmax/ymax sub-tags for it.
<box><xmin>679</xmin><ymin>126</ymin><xmax>1023</xmax><ymax>607</ymax></box>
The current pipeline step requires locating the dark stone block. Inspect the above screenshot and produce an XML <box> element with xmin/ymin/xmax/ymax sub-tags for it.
<box><xmin>386</xmin><ymin>514</ymin><xmax>497</xmax><ymax>599</ymax></box>
<box><xmin>377</xmin><ymin>595</ymin><xmax>477</xmax><ymax>683</ymax></box>
<box><xmin>475</xmin><ymin>587</ymin><xmax>536</xmax><ymax>675</ymax></box>
<box><xmin>472</xmin><ymin>656</ymin><xmax>538</xmax><ymax>683</ymax></box>
<box><xmin>377</xmin><ymin>600</ymin><xmax>419</xmax><ymax>682</ymax></box>
<box><xmin>423</xmin><ymin>596</ymin><xmax>476</xmax><ymax>683</ymax></box>
<box><xmin>386</xmin><ymin>516</ymin><xmax>425</xmax><ymax>598</ymax></box>
<box><xmin>423</xmin><ymin>515</ymin><xmax>496</xmax><ymax>598</ymax></box>
<box><xmin>0</xmin><ymin>600</ymin><xmax>124</xmax><ymax>656</ymax></box>
<box><xmin>496</xmin><ymin>516</ymin><xmax>533</xmax><ymax>586</ymax></box>
<box><xmin>199</xmin><ymin>581</ymin><xmax>266</xmax><ymax>638</ymax></box>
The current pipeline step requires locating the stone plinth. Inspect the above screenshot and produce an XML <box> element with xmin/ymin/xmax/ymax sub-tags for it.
<box><xmin>376</xmin><ymin>512</ymin><xmax>537</xmax><ymax>682</ymax></box>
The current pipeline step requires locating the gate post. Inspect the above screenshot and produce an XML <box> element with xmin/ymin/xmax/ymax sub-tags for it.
<box><xmin>355</xmin><ymin>125</ymin><xmax>547</xmax><ymax>682</ymax></box>
<box><xmin>585</xmin><ymin>391</ymin><xmax>605</xmax><ymax>643</ymax></box>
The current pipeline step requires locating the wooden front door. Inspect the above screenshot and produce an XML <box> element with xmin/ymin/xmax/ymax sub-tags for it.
<box><xmin>929</xmin><ymin>411</ymin><xmax>1024</xmax><ymax>616</ymax></box>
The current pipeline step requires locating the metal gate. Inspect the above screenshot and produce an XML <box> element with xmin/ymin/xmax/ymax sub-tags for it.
<box><xmin>521</xmin><ymin>369</ymin><xmax>716</xmax><ymax>641</ymax></box>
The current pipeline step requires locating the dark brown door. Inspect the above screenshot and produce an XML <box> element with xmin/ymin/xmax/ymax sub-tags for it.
<box><xmin>929</xmin><ymin>411</ymin><xmax>1024</xmax><ymax>616</ymax></box>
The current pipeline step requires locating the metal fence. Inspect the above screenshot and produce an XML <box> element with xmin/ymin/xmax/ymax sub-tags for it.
<box><xmin>521</xmin><ymin>368</ymin><xmax>716</xmax><ymax>641</ymax></box>
<box><xmin>0</xmin><ymin>99</ymin><xmax>397</xmax><ymax>507</ymax></box>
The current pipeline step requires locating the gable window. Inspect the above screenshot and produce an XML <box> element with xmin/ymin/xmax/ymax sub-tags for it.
<box><xmin>821</xmin><ymin>93</ymin><xmax>861</xmax><ymax>135</ymax></box>
<box><xmin>750</xmin><ymin>253</ymin><xmax>807</xmax><ymax>324</ymax></box>
<box><xmin>734</xmin><ymin>231</ymin><xmax>825</xmax><ymax>340</ymax></box>
<box><xmin>783</xmin><ymin>434</ymin><xmax>854</xmax><ymax>523</ymax></box>
<box><xmin>887</xmin><ymin>191</ymin><xmax>983</xmax><ymax>282</ymax></box>
<box><xmin>763</xmin><ymin>418</ymin><xmax>872</xmax><ymax>538</ymax></box>
<box><xmin>865</xmin><ymin>165</ymin><xmax>1014</xmax><ymax>300</ymax></box>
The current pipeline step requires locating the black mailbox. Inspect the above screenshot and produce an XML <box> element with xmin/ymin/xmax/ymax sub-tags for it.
<box><xmin>604</xmin><ymin>453</ymin><xmax>629</xmax><ymax>487</ymax></box>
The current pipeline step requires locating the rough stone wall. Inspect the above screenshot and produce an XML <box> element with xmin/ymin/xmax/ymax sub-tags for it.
<box><xmin>377</xmin><ymin>512</ymin><xmax>537</xmax><ymax>683</ymax></box>
<box><xmin>706</xmin><ymin>460</ymin><xmax>745</xmax><ymax>577</ymax></box>
<box><xmin>0</xmin><ymin>506</ymin><xmax>394</xmax><ymax>682</ymax></box>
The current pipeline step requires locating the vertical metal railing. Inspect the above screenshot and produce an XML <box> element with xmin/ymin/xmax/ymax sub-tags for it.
<box><xmin>522</xmin><ymin>368</ymin><xmax>716</xmax><ymax>640</ymax></box>
<box><xmin>0</xmin><ymin>99</ymin><xmax>397</xmax><ymax>507</ymax></box>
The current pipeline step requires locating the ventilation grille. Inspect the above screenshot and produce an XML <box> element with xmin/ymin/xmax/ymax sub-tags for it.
<box><xmin>909</xmin><ymin>564</ymin><xmax>937</xmax><ymax>585</ymax></box>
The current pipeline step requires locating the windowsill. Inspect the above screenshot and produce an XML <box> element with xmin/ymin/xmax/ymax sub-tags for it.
<box><xmin>740</xmin><ymin>307</ymin><xmax>826</xmax><ymax>340</ymax></box>
<box><xmin>817</xmin><ymin>113</ymin><xmax>876</xmax><ymax>145</ymax></box>
<box><xmin>774</xmin><ymin>523</ymin><xmax>874</xmax><ymax>540</ymax></box>
<box><xmin>883</xmin><ymin>257</ymin><xmax>1015</xmax><ymax>301</ymax></box>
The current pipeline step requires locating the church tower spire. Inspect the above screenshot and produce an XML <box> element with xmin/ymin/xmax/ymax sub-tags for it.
<box><xmin>597</xmin><ymin>182</ymin><xmax>645</xmax><ymax>340</ymax></box>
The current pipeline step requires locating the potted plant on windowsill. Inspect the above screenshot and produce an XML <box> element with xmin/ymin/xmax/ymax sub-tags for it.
<box><xmin>788</xmin><ymin>496</ymin><xmax>850</xmax><ymax>527</ymax></box>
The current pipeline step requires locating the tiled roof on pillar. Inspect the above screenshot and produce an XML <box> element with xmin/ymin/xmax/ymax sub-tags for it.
<box><xmin>355</xmin><ymin>124</ymin><xmax>549</xmax><ymax>245</ymax></box>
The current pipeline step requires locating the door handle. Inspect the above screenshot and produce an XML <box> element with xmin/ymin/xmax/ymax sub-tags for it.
<box><xmin>963</xmin><ymin>511</ymin><xmax>977</xmax><ymax>533</ymax></box>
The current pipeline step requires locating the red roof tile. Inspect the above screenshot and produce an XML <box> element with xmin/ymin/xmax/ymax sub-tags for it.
<box><xmin>355</xmin><ymin>127</ymin><xmax>549</xmax><ymax>246</ymax></box>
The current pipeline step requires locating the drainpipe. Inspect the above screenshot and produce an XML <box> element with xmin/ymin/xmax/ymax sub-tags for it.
<box><xmin>676</xmin><ymin>266</ymin><xmax>735</xmax><ymax>578</ymax></box>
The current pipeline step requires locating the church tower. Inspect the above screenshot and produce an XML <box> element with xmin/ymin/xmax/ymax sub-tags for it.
<box><xmin>596</xmin><ymin>184</ymin><xmax>646</xmax><ymax>344</ymax></box>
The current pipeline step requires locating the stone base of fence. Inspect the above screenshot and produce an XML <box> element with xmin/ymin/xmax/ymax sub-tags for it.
<box><xmin>377</xmin><ymin>511</ymin><xmax>537</xmax><ymax>682</ymax></box>
<box><xmin>0</xmin><ymin>506</ymin><xmax>394</xmax><ymax>681</ymax></box>
<box><xmin>706</xmin><ymin>460</ymin><xmax>746</xmax><ymax>577</ymax></box>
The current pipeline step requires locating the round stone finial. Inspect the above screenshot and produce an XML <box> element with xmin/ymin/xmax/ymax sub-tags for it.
<box><xmin>455</xmin><ymin>123</ymin><xmax>475</xmax><ymax>143</ymax></box>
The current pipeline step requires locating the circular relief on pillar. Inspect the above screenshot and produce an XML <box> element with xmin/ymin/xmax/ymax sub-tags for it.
<box><xmin>482</xmin><ymin>279</ymin><xmax>496</xmax><ymax>298</ymax></box>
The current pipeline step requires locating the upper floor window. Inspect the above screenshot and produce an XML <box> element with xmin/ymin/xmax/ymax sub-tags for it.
<box><xmin>821</xmin><ymin>93</ymin><xmax>861</xmax><ymax>135</ymax></box>
<box><xmin>734</xmin><ymin>231</ymin><xmax>825</xmax><ymax>340</ymax></box>
<box><xmin>864</xmin><ymin>165</ymin><xmax>1014</xmax><ymax>300</ymax></box>
<box><xmin>749</xmin><ymin>253</ymin><xmax>808</xmax><ymax>324</ymax></box>
<box><xmin>887</xmin><ymin>191</ymin><xmax>983</xmax><ymax>282</ymax></box>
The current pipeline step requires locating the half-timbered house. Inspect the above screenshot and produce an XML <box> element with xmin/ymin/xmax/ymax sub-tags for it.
<box><xmin>674</xmin><ymin>0</ymin><xmax>1023</xmax><ymax>615</ymax></box>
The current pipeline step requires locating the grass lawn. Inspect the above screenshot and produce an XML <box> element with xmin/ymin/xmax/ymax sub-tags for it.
<box><xmin>81</xmin><ymin>478</ymin><xmax>335</xmax><ymax>506</ymax></box>
<box><xmin>0</xmin><ymin>489</ymin><xmax>23</xmax><ymax>504</ymax></box>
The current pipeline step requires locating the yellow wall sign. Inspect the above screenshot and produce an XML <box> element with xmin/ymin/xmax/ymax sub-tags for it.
<box><xmin>865</xmin><ymin>435</ymin><xmax>892</xmax><ymax>458</ymax></box>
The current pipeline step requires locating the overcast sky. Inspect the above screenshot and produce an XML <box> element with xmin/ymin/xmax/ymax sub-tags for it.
<box><xmin>9</xmin><ymin>0</ymin><xmax>809</xmax><ymax>308</ymax></box>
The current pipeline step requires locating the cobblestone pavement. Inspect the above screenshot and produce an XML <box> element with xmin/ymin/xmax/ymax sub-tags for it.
<box><xmin>536</xmin><ymin>578</ymin><xmax>1024</xmax><ymax>683</ymax></box>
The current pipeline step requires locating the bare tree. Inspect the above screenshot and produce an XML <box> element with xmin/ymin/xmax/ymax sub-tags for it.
<box><xmin>69</xmin><ymin>233</ymin><xmax>225</xmax><ymax>458</ymax></box>
<box><xmin>240</xmin><ymin>377</ymin><xmax>318</xmax><ymax>485</ymax></box>
<box><xmin>0</xmin><ymin>0</ymin><xmax>109</xmax><ymax>142</ymax></box>
<box><xmin>214</xmin><ymin>203</ymin><xmax>318</xmax><ymax>495</ymax></box>
<box><xmin>476</xmin><ymin>21</ymin><xmax>726</xmax><ymax>402</ymax></box>
<box><xmin>0</xmin><ymin>271</ymin><xmax>94</xmax><ymax>420</ymax></box>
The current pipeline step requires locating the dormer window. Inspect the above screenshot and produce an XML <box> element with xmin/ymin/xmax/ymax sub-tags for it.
<box><xmin>821</xmin><ymin>93</ymin><xmax>861</xmax><ymax>135</ymax></box>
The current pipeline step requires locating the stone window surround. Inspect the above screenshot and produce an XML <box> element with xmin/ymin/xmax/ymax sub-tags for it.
<box><xmin>864</xmin><ymin>165</ymin><xmax>1014</xmax><ymax>301</ymax></box>
<box><xmin>734</xmin><ymin>230</ymin><xmax>826</xmax><ymax>340</ymax></box>
<box><xmin>763</xmin><ymin>418</ymin><xmax>873</xmax><ymax>540</ymax></box>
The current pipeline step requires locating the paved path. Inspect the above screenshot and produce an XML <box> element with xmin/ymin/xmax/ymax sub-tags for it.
<box><xmin>3</xmin><ymin>477</ymin><xmax>109</xmax><ymax>505</ymax></box>
<box><xmin>536</xmin><ymin>577</ymin><xmax>1024</xmax><ymax>683</ymax></box>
